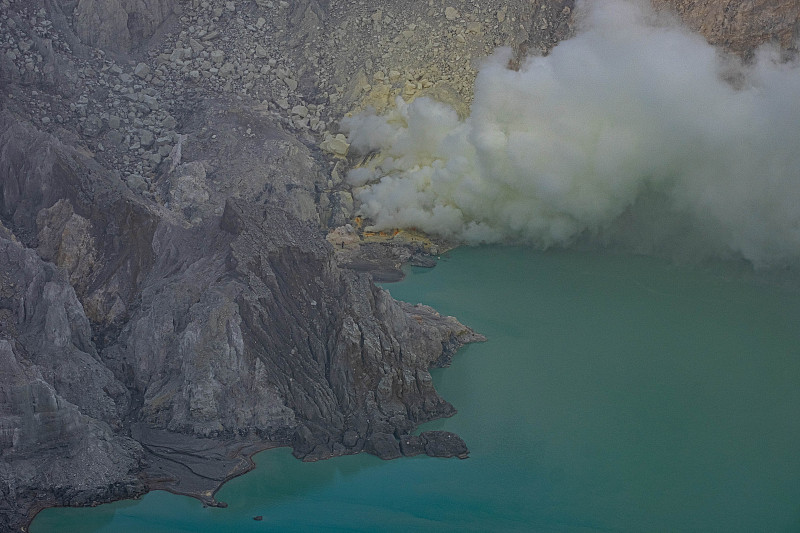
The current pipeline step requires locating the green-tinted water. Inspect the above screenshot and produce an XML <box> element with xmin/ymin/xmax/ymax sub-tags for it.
<box><xmin>32</xmin><ymin>247</ymin><xmax>800</xmax><ymax>532</ymax></box>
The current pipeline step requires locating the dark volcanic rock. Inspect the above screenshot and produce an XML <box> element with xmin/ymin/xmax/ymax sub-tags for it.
<box><xmin>398</xmin><ymin>434</ymin><xmax>425</xmax><ymax>457</ymax></box>
<box><xmin>131</xmin><ymin>423</ymin><xmax>270</xmax><ymax>503</ymax></box>
<box><xmin>0</xmin><ymin>107</ymin><xmax>483</xmax><ymax>528</ymax></box>
<box><xmin>421</xmin><ymin>431</ymin><xmax>469</xmax><ymax>459</ymax></box>
<box><xmin>365</xmin><ymin>432</ymin><xmax>402</xmax><ymax>460</ymax></box>
<box><xmin>397</xmin><ymin>432</ymin><xmax>469</xmax><ymax>459</ymax></box>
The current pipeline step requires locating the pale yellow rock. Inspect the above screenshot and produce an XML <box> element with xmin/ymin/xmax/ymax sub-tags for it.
<box><xmin>320</xmin><ymin>133</ymin><xmax>349</xmax><ymax>157</ymax></box>
<box><xmin>360</xmin><ymin>83</ymin><xmax>392</xmax><ymax>112</ymax></box>
<box><xmin>466</xmin><ymin>21</ymin><xmax>483</xmax><ymax>34</ymax></box>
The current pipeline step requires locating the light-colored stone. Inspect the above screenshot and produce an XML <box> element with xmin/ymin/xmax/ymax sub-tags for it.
<box><xmin>139</xmin><ymin>130</ymin><xmax>154</xmax><ymax>148</ymax></box>
<box><xmin>320</xmin><ymin>133</ymin><xmax>349</xmax><ymax>157</ymax></box>
<box><xmin>219</xmin><ymin>62</ymin><xmax>235</xmax><ymax>76</ymax></box>
<box><xmin>134</xmin><ymin>63</ymin><xmax>151</xmax><ymax>78</ymax></box>
<box><xmin>141</xmin><ymin>95</ymin><xmax>159</xmax><ymax>111</ymax></box>
<box><xmin>445</xmin><ymin>6</ymin><xmax>459</xmax><ymax>20</ymax></box>
<box><xmin>466</xmin><ymin>21</ymin><xmax>483</xmax><ymax>34</ymax></box>
<box><xmin>189</xmin><ymin>38</ymin><xmax>204</xmax><ymax>54</ymax></box>
<box><xmin>126</xmin><ymin>173</ymin><xmax>148</xmax><ymax>191</ymax></box>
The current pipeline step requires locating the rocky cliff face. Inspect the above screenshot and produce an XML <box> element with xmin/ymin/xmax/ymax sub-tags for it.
<box><xmin>0</xmin><ymin>104</ymin><xmax>483</xmax><ymax>529</ymax></box>
<box><xmin>1</xmin><ymin>0</ymin><xmax>797</xmax><ymax>530</ymax></box>
<box><xmin>73</xmin><ymin>0</ymin><xmax>175</xmax><ymax>54</ymax></box>
<box><xmin>0</xmin><ymin>234</ymin><xmax>145</xmax><ymax>530</ymax></box>
<box><xmin>652</xmin><ymin>0</ymin><xmax>799</xmax><ymax>54</ymax></box>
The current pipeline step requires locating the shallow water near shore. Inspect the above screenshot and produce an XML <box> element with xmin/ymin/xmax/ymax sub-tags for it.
<box><xmin>32</xmin><ymin>246</ymin><xmax>800</xmax><ymax>532</ymax></box>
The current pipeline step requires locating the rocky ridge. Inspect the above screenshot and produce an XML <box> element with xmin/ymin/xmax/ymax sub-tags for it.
<box><xmin>1</xmin><ymin>0</ymin><xmax>798</xmax><ymax>531</ymax></box>
<box><xmin>652</xmin><ymin>0</ymin><xmax>799</xmax><ymax>55</ymax></box>
<box><xmin>0</xmin><ymin>102</ymin><xmax>484</xmax><ymax>530</ymax></box>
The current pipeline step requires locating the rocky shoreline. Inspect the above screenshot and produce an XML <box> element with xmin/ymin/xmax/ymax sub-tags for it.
<box><xmin>1</xmin><ymin>0</ymin><xmax>797</xmax><ymax>531</ymax></box>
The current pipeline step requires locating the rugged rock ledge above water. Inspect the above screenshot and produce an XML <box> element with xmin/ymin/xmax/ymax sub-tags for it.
<box><xmin>0</xmin><ymin>108</ymin><xmax>484</xmax><ymax>529</ymax></box>
<box><xmin>1</xmin><ymin>0</ymin><xmax>797</xmax><ymax>530</ymax></box>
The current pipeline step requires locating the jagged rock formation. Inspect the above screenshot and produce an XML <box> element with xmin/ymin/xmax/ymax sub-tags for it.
<box><xmin>1</xmin><ymin>0</ymin><xmax>797</xmax><ymax>531</ymax></box>
<box><xmin>0</xmin><ymin>235</ymin><xmax>145</xmax><ymax>530</ymax></box>
<box><xmin>652</xmin><ymin>0</ymin><xmax>800</xmax><ymax>54</ymax></box>
<box><xmin>0</xmin><ymin>105</ymin><xmax>483</xmax><ymax>530</ymax></box>
<box><xmin>73</xmin><ymin>0</ymin><xmax>174</xmax><ymax>54</ymax></box>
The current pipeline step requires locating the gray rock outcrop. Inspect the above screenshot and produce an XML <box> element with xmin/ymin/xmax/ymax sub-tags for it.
<box><xmin>0</xmin><ymin>236</ymin><xmax>144</xmax><ymax>531</ymax></box>
<box><xmin>73</xmin><ymin>0</ymin><xmax>174</xmax><ymax>53</ymax></box>
<box><xmin>0</xmin><ymin>105</ymin><xmax>483</xmax><ymax>530</ymax></box>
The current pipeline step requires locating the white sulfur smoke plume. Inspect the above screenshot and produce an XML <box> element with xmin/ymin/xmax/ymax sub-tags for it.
<box><xmin>342</xmin><ymin>0</ymin><xmax>800</xmax><ymax>267</ymax></box>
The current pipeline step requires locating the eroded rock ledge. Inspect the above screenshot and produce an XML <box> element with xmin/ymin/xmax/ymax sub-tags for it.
<box><xmin>0</xmin><ymin>108</ymin><xmax>484</xmax><ymax>531</ymax></box>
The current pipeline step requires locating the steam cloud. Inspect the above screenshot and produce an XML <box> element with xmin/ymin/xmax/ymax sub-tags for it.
<box><xmin>342</xmin><ymin>0</ymin><xmax>800</xmax><ymax>267</ymax></box>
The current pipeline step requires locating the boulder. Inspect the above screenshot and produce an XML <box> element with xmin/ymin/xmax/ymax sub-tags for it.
<box><xmin>421</xmin><ymin>431</ymin><xmax>469</xmax><ymax>459</ymax></box>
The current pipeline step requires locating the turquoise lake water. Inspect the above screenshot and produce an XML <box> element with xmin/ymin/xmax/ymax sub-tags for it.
<box><xmin>32</xmin><ymin>247</ymin><xmax>800</xmax><ymax>532</ymax></box>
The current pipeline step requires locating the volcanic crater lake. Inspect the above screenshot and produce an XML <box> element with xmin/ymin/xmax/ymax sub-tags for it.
<box><xmin>32</xmin><ymin>247</ymin><xmax>800</xmax><ymax>532</ymax></box>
